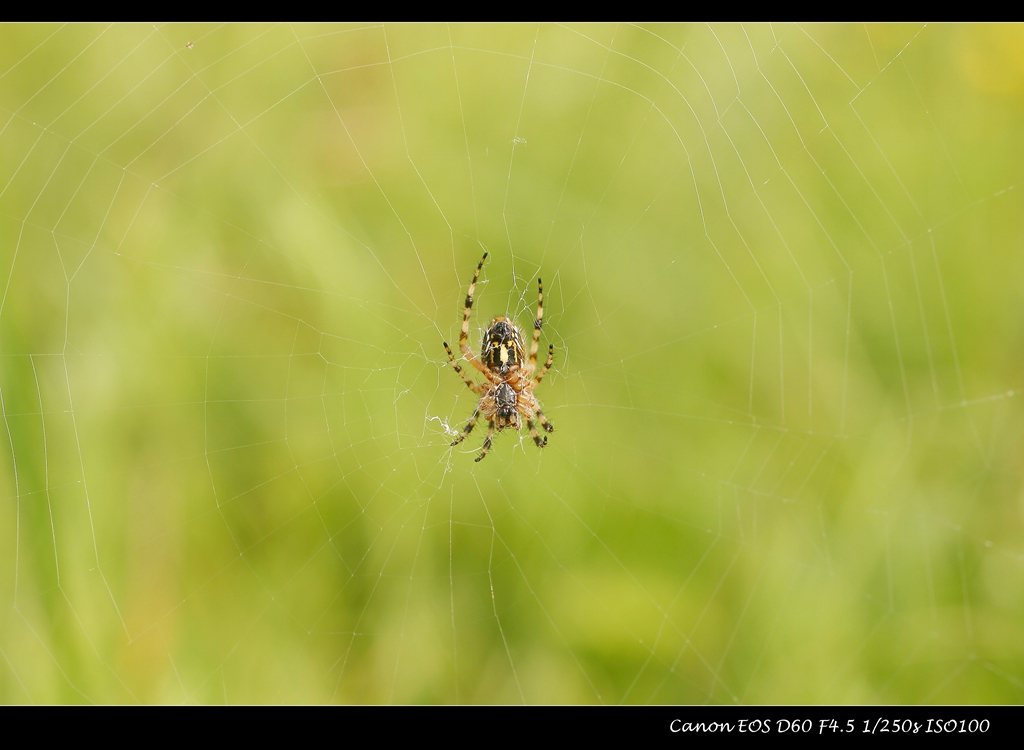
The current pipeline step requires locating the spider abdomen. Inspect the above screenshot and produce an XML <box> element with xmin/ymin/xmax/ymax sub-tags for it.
<box><xmin>482</xmin><ymin>318</ymin><xmax>525</xmax><ymax>376</ymax></box>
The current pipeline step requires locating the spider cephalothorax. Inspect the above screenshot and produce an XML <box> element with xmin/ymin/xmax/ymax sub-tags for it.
<box><xmin>443</xmin><ymin>252</ymin><xmax>554</xmax><ymax>462</ymax></box>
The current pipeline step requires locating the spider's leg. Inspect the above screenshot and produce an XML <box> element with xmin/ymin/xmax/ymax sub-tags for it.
<box><xmin>526</xmin><ymin>418</ymin><xmax>548</xmax><ymax>449</ymax></box>
<box><xmin>444</xmin><ymin>342</ymin><xmax>482</xmax><ymax>391</ymax></box>
<box><xmin>459</xmin><ymin>252</ymin><xmax>489</xmax><ymax>374</ymax></box>
<box><xmin>474</xmin><ymin>421</ymin><xmax>496</xmax><ymax>462</ymax></box>
<box><xmin>535</xmin><ymin>407</ymin><xmax>554</xmax><ymax>434</ymax></box>
<box><xmin>451</xmin><ymin>404</ymin><xmax>482</xmax><ymax>446</ymax></box>
<box><xmin>533</xmin><ymin>344</ymin><xmax>554</xmax><ymax>385</ymax></box>
<box><xmin>529</xmin><ymin>276</ymin><xmax>544</xmax><ymax>366</ymax></box>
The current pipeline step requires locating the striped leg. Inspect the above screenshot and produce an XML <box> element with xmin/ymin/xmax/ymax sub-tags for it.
<box><xmin>529</xmin><ymin>276</ymin><xmax>544</xmax><ymax>366</ymax></box>
<box><xmin>451</xmin><ymin>404</ymin><xmax>482</xmax><ymax>446</ymax></box>
<box><xmin>444</xmin><ymin>342</ymin><xmax>482</xmax><ymax>392</ymax></box>
<box><xmin>535</xmin><ymin>408</ymin><xmax>554</xmax><ymax>434</ymax></box>
<box><xmin>526</xmin><ymin>418</ymin><xmax>548</xmax><ymax>449</ymax></box>
<box><xmin>459</xmin><ymin>252</ymin><xmax>489</xmax><ymax>374</ymax></box>
<box><xmin>474</xmin><ymin>421</ymin><xmax>497</xmax><ymax>462</ymax></box>
<box><xmin>534</xmin><ymin>344</ymin><xmax>554</xmax><ymax>385</ymax></box>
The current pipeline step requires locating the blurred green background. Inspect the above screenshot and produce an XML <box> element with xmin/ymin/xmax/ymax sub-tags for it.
<box><xmin>1</xmin><ymin>23</ymin><xmax>1022</xmax><ymax>703</ymax></box>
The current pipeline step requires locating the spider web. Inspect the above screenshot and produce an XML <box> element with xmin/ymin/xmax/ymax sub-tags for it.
<box><xmin>1</xmin><ymin>22</ymin><xmax>1022</xmax><ymax>704</ymax></box>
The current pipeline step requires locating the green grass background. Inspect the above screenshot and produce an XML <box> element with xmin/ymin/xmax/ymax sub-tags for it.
<box><xmin>1</xmin><ymin>23</ymin><xmax>1022</xmax><ymax>703</ymax></box>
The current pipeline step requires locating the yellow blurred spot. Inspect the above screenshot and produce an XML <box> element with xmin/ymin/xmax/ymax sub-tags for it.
<box><xmin>959</xmin><ymin>25</ymin><xmax>1024</xmax><ymax>96</ymax></box>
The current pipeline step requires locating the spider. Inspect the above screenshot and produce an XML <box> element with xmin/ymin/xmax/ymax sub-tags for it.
<box><xmin>443</xmin><ymin>252</ymin><xmax>555</xmax><ymax>462</ymax></box>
